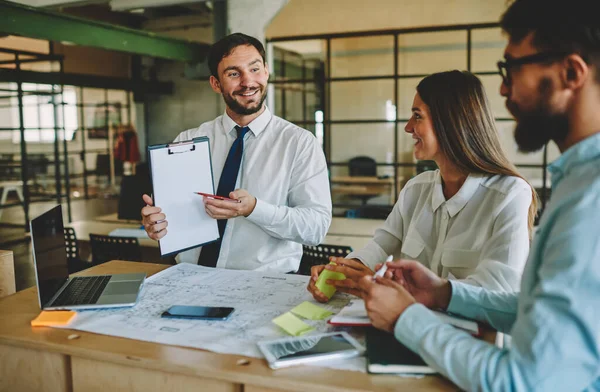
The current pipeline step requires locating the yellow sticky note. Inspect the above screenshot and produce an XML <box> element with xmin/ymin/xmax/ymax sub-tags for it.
<box><xmin>272</xmin><ymin>312</ymin><xmax>314</xmax><ymax>336</ymax></box>
<box><xmin>291</xmin><ymin>301</ymin><xmax>334</xmax><ymax>320</ymax></box>
<box><xmin>315</xmin><ymin>262</ymin><xmax>346</xmax><ymax>299</ymax></box>
<box><xmin>31</xmin><ymin>310</ymin><xmax>77</xmax><ymax>327</ymax></box>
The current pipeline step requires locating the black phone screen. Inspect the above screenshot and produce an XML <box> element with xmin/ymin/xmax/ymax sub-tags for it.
<box><xmin>162</xmin><ymin>305</ymin><xmax>234</xmax><ymax>320</ymax></box>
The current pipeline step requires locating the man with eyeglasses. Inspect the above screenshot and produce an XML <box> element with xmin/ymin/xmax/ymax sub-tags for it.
<box><xmin>358</xmin><ymin>0</ymin><xmax>600</xmax><ymax>391</ymax></box>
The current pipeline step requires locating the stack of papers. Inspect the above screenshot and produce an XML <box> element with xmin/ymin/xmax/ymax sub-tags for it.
<box><xmin>328</xmin><ymin>299</ymin><xmax>371</xmax><ymax>326</ymax></box>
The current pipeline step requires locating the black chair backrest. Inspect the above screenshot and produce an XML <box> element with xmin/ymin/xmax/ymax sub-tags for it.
<box><xmin>63</xmin><ymin>227</ymin><xmax>79</xmax><ymax>264</ymax></box>
<box><xmin>118</xmin><ymin>174</ymin><xmax>152</xmax><ymax>220</ymax></box>
<box><xmin>298</xmin><ymin>244</ymin><xmax>353</xmax><ymax>276</ymax></box>
<box><xmin>89</xmin><ymin>234</ymin><xmax>142</xmax><ymax>265</ymax></box>
<box><xmin>349</xmin><ymin>156</ymin><xmax>377</xmax><ymax>177</ymax></box>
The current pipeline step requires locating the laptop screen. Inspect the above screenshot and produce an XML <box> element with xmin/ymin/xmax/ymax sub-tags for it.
<box><xmin>30</xmin><ymin>205</ymin><xmax>69</xmax><ymax>307</ymax></box>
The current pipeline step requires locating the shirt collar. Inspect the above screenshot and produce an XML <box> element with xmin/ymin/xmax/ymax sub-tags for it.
<box><xmin>221</xmin><ymin>106</ymin><xmax>272</xmax><ymax>137</ymax></box>
<box><xmin>431</xmin><ymin>171</ymin><xmax>484</xmax><ymax>217</ymax></box>
<box><xmin>547</xmin><ymin>132</ymin><xmax>600</xmax><ymax>189</ymax></box>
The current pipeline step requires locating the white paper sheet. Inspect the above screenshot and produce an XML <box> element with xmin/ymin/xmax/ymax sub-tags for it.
<box><xmin>57</xmin><ymin>264</ymin><xmax>372</xmax><ymax>372</ymax></box>
<box><xmin>148</xmin><ymin>138</ymin><xmax>219</xmax><ymax>255</ymax></box>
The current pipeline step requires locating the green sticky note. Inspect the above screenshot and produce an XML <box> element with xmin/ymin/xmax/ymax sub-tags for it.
<box><xmin>315</xmin><ymin>263</ymin><xmax>346</xmax><ymax>299</ymax></box>
<box><xmin>272</xmin><ymin>312</ymin><xmax>314</xmax><ymax>336</ymax></box>
<box><xmin>290</xmin><ymin>301</ymin><xmax>334</xmax><ymax>320</ymax></box>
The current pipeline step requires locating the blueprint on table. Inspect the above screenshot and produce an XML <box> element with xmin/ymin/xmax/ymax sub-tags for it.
<box><xmin>57</xmin><ymin>263</ymin><xmax>367</xmax><ymax>372</ymax></box>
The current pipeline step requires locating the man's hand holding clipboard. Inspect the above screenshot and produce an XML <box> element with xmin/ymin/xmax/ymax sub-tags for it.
<box><xmin>141</xmin><ymin>194</ymin><xmax>168</xmax><ymax>241</ymax></box>
<box><xmin>141</xmin><ymin>189</ymin><xmax>258</xmax><ymax>241</ymax></box>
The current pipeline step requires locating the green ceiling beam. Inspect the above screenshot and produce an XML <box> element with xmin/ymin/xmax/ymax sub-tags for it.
<box><xmin>0</xmin><ymin>0</ymin><xmax>208</xmax><ymax>62</ymax></box>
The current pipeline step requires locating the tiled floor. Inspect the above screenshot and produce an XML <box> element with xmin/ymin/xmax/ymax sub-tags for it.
<box><xmin>0</xmin><ymin>197</ymin><xmax>118</xmax><ymax>291</ymax></box>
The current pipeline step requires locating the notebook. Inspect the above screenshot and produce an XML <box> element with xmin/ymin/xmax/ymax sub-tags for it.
<box><xmin>366</xmin><ymin>327</ymin><xmax>436</xmax><ymax>375</ymax></box>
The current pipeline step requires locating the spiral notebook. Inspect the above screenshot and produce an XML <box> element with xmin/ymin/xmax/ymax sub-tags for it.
<box><xmin>148</xmin><ymin>137</ymin><xmax>219</xmax><ymax>256</ymax></box>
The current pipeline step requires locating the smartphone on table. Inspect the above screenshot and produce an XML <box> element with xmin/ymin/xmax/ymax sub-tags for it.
<box><xmin>161</xmin><ymin>305</ymin><xmax>234</xmax><ymax>320</ymax></box>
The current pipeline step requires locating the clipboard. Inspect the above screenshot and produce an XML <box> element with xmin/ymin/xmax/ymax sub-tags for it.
<box><xmin>148</xmin><ymin>137</ymin><xmax>219</xmax><ymax>257</ymax></box>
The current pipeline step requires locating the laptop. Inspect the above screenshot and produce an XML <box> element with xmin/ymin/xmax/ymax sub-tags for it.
<box><xmin>31</xmin><ymin>205</ymin><xmax>146</xmax><ymax>310</ymax></box>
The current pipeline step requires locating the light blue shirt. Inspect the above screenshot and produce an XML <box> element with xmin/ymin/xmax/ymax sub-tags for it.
<box><xmin>394</xmin><ymin>132</ymin><xmax>600</xmax><ymax>391</ymax></box>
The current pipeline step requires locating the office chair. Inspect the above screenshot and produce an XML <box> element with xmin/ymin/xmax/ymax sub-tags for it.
<box><xmin>89</xmin><ymin>234</ymin><xmax>142</xmax><ymax>266</ymax></box>
<box><xmin>415</xmin><ymin>160</ymin><xmax>438</xmax><ymax>175</ymax></box>
<box><xmin>64</xmin><ymin>227</ymin><xmax>90</xmax><ymax>273</ymax></box>
<box><xmin>347</xmin><ymin>156</ymin><xmax>379</xmax><ymax>205</ymax></box>
<box><xmin>348</xmin><ymin>156</ymin><xmax>377</xmax><ymax>177</ymax></box>
<box><xmin>298</xmin><ymin>244</ymin><xmax>353</xmax><ymax>276</ymax></box>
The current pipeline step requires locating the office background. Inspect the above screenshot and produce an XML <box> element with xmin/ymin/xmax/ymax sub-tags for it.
<box><xmin>0</xmin><ymin>0</ymin><xmax>553</xmax><ymax>290</ymax></box>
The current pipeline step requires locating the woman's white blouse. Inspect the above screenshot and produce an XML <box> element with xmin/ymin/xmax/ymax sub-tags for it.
<box><xmin>348</xmin><ymin>170</ymin><xmax>532</xmax><ymax>292</ymax></box>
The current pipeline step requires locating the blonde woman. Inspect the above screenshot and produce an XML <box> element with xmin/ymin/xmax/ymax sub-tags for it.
<box><xmin>308</xmin><ymin>70</ymin><xmax>537</xmax><ymax>302</ymax></box>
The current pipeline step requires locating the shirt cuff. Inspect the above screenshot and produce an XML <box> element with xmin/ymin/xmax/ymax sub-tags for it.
<box><xmin>245</xmin><ymin>198</ymin><xmax>275</xmax><ymax>226</ymax></box>
<box><xmin>394</xmin><ymin>303</ymin><xmax>444</xmax><ymax>353</ymax></box>
<box><xmin>447</xmin><ymin>280</ymin><xmax>472</xmax><ymax>315</ymax></box>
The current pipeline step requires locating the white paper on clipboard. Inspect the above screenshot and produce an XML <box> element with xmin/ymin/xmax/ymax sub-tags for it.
<box><xmin>148</xmin><ymin>137</ymin><xmax>219</xmax><ymax>256</ymax></box>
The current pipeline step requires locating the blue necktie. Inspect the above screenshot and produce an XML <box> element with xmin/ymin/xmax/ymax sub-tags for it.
<box><xmin>198</xmin><ymin>126</ymin><xmax>250</xmax><ymax>267</ymax></box>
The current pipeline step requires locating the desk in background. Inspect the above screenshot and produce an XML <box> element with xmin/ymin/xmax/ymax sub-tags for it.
<box><xmin>0</xmin><ymin>260</ymin><xmax>495</xmax><ymax>392</ymax></box>
<box><xmin>95</xmin><ymin>212</ymin><xmax>140</xmax><ymax>224</ymax></box>
<box><xmin>0</xmin><ymin>181</ymin><xmax>24</xmax><ymax>220</ymax></box>
<box><xmin>331</xmin><ymin>176</ymin><xmax>403</xmax><ymax>205</ymax></box>
<box><xmin>328</xmin><ymin>217</ymin><xmax>382</xmax><ymax>238</ymax></box>
<box><xmin>67</xmin><ymin>220</ymin><xmax>162</xmax><ymax>263</ymax></box>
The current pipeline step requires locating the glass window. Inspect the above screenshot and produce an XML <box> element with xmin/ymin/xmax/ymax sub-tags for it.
<box><xmin>471</xmin><ymin>28</ymin><xmax>506</xmax><ymax>73</ymax></box>
<box><xmin>398</xmin><ymin>31</ymin><xmax>467</xmax><ymax>75</ymax></box>
<box><xmin>330</xmin><ymin>79</ymin><xmax>394</xmax><ymax>120</ymax></box>
<box><xmin>271</xmin><ymin>40</ymin><xmax>326</xmax><ymax>81</ymax></box>
<box><xmin>331</xmin><ymin>36</ymin><xmax>394</xmax><ymax>78</ymax></box>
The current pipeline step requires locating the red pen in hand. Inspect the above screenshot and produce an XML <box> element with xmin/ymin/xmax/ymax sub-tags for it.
<box><xmin>195</xmin><ymin>192</ymin><xmax>242</xmax><ymax>203</ymax></box>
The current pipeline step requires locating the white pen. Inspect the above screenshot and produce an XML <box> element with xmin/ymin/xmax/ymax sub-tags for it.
<box><xmin>373</xmin><ymin>255</ymin><xmax>393</xmax><ymax>280</ymax></box>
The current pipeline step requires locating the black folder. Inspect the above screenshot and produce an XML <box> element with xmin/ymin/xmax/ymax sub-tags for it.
<box><xmin>366</xmin><ymin>327</ymin><xmax>436</xmax><ymax>375</ymax></box>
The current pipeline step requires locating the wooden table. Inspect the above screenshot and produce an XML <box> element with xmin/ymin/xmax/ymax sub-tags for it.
<box><xmin>0</xmin><ymin>261</ymin><xmax>495</xmax><ymax>391</ymax></box>
<box><xmin>330</xmin><ymin>176</ymin><xmax>400</xmax><ymax>203</ymax></box>
<box><xmin>323</xmin><ymin>235</ymin><xmax>370</xmax><ymax>251</ymax></box>
<box><xmin>0</xmin><ymin>180</ymin><xmax>24</xmax><ymax>220</ymax></box>
<box><xmin>328</xmin><ymin>217</ymin><xmax>383</xmax><ymax>238</ymax></box>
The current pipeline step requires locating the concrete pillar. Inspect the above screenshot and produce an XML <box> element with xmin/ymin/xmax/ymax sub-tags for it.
<box><xmin>227</xmin><ymin>0</ymin><xmax>289</xmax><ymax>44</ymax></box>
<box><xmin>227</xmin><ymin>0</ymin><xmax>289</xmax><ymax>112</ymax></box>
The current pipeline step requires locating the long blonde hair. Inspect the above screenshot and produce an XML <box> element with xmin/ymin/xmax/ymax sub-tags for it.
<box><xmin>417</xmin><ymin>70</ymin><xmax>538</xmax><ymax>237</ymax></box>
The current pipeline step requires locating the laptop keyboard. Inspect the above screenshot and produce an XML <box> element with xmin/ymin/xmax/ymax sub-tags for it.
<box><xmin>52</xmin><ymin>276</ymin><xmax>112</xmax><ymax>307</ymax></box>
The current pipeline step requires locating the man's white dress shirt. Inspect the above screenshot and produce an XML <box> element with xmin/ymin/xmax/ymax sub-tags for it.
<box><xmin>348</xmin><ymin>170</ymin><xmax>531</xmax><ymax>291</ymax></box>
<box><xmin>172</xmin><ymin>107</ymin><xmax>332</xmax><ymax>272</ymax></box>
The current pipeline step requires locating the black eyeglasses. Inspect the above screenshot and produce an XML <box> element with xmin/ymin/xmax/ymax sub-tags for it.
<box><xmin>497</xmin><ymin>52</ymin><xmax>568</xmax><ymax>86</ymax></box>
